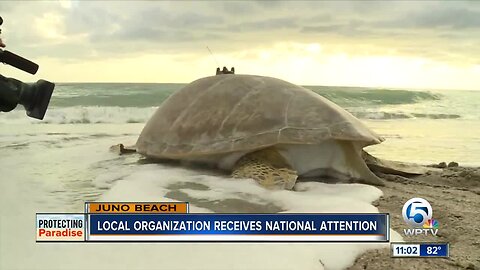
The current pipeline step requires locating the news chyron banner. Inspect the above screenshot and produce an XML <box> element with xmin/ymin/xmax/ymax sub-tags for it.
<box><xmin>37</xmin><ymin>202</ymin><xmax>389</xmax><ymax>242</ymax></box>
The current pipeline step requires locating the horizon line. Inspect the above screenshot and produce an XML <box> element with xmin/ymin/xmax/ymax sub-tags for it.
<box><xmin>45</xmin><ymin>81</ymin><xmax>479</xmax><ymax>92</ymax></box>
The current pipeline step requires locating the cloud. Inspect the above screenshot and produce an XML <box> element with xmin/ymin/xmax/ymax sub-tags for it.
<box><xmin>300</xmin><ymin>20</ymin><xmax>371</xmax><ymax>37</ymax></box>
<box><xmin>225</xmin><ymin>17</ymin><xmax>298</xmax><ymax>32</ymax></box>
<box><xmin>1</xmin><ymin>1</ymin><xmax>479</xmax><ymax>88</ymax></box>
<box><xmin>4</xmin><ymin>1</ymin><xmax>477</xmax><ymax>59</ymax></box>
<box><xmin>378</xmin><ymin>6</ymin><xmax>480</xmax><ymax>30</ymax></box>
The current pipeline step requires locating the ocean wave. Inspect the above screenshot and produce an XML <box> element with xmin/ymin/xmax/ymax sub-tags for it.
<box><xmin>310</xmin><ymin>87</ymin><xmax>442</xmax><ymax>106</ymax></box>
<box><xmin>351</xmin><ymin>111</ymin><xmax>461</xmax><ymax>120</ymax></box>
<box><xmin>0</xmin><ymin>106</ymin><xmax>156</xmax><ymax>125</ymax></box>
<box><xmin>50</xmin><ymin>83</ymin><xmax>181</xmax><ymax>108</ymax></box>
<box><xmin>0</xmin><ymin>105</ymin><xmax>466</xmax><ymax>125</ymax></box>
<box><xmin>49</xmin><ymin>83</ymin><xmax>444</xmax><ymax>108</ymax></box>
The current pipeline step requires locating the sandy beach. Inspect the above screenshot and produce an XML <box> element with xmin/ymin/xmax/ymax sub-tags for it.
<box><xmin>1</xmin><ymin>84</ymin><xmax>478</xmax><ymax>270</ymax></box>
<box><xmin>2</xmin><ymin>2</ymin><xmax>480</xmax><ymax>269</ymax></box>
<box><xmin>350</xmin><ymin>166</ymin><xmax>480</xmax><ymax>270</ymax></box>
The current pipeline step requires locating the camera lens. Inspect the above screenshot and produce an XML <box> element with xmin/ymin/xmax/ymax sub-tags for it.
<box><xmin>19</xmin><ymin>80</ymin><xmax>55</xmax><ymax>120</ymax></box>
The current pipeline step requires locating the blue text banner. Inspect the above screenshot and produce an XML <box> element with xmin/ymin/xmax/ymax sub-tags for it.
<box><xmin>87</xmin><ymin>213</ymin><xmax>389</xmax><ymax>242</ymax></box>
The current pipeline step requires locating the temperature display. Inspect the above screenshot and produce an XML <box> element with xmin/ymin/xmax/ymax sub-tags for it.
<box><xmin>420</xmin><ymin>243</ymin><xmax>449</xmax><ymax>257</ymax></box>
<box><xmin>391</xmin><ymin>243</ymin><xmax>449</xmax><ymax>258</ymax></box>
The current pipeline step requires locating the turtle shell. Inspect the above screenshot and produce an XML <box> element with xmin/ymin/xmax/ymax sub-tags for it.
<box><xmin>136</xmin><ymin>75</ymin><xmax>383</xmax><ymax>159</ymax></box>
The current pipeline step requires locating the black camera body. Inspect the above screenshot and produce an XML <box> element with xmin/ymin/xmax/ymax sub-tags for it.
<box><xmin>0</xmin><ymin>15</ymin><xmax>55</xmax><ymax>120</ymax></box>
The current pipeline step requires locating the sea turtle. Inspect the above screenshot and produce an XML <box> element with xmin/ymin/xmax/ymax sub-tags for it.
<box><xmin>113</xmin><ymin>74</ymin><xmax>426</xmax><ymax>190</ymax></box>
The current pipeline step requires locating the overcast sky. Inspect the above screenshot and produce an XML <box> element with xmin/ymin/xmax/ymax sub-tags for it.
<box><xmin>1</xmin><ymin>1</ymin><xmax>479</xmax><ymax>90</ymax></box>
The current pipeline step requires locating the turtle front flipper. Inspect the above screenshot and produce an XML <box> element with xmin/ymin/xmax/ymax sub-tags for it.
<box><xmin>232</xmin><ymin>147</ymin><xmax>298</xmax><ymax>190</ymax></box>
<box><xmin>109</xmin><ymin>143</ymin><xmax>137</xmax><ymax>155</ymax></box>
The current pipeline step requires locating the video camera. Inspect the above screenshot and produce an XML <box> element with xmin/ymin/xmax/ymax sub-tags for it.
<box><xmin>0</xmin><ymin>15</ymin><xmax>55</xmax><ymax>120</ymax></box>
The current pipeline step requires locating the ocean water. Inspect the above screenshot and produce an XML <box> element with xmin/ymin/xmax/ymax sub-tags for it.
<box><xmin>0</xmin><ymin>82</ymin><xmax>478</xmax><ymax>270</ymax></box>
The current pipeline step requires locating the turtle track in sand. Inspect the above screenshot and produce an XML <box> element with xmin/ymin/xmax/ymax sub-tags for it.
<box><xmin>349</xmin><ymin>167</ymin><xmax>480</xmax><ymax>270</ymax></box>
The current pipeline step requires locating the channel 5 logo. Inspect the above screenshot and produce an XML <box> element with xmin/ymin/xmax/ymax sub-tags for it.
<box><xmin>402</xmin><ymin>198</ymin><xmax>439</xmax><ymax>236</ymax></box>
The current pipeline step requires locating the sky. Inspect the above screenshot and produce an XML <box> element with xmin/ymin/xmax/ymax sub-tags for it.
<box><xmin>1</xmin><ymin>0</ymin><xmax>479</xmax><ymax>90</ymax></box>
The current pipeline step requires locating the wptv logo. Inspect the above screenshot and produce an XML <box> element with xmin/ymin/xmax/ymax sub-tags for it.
<box><xmin>402</xmin><ymin>198</ymin><xmax>439</xmax><ymax>236</ymax></box>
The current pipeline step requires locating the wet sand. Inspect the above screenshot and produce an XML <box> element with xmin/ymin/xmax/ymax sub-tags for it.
<box><xmin>349</xmin><ymin>166</ymin><xmax>480</xmax><ymax>270</ymax></box>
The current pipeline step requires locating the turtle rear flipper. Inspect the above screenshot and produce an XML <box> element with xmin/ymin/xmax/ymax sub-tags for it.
<box><xmin>363</xmin><ymin>151</ymin><xmax>431</xmax><ymax>177</ymax></box>
<box><xmin>109</xmin><ymin>143</ymin><xmax>137</xmax><ymax>155</ymax></box>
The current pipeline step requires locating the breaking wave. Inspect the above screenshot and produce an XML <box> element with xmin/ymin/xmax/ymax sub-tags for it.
<box><xmin>0</xmin><ymin>106</ymin><xmax>465</xmax><ymax>125</ymax></box>
<box><xmin>1</xmin><ymin>83</ymin><xmax>478</xmax><ymax>124</ymax></box>
<box><xmin>48</xmin><ymin>83</ymin><xmax>442</xmax><ymax>108</ymax></box>
<box><xmin>310</xmin><ymin>87</ymin><xmax>442</xmax><ymax>107</ymax></box>
<box><xmin>351</xmin><ymin>112</ymin><xmax>461</xmax><ymax>120</ymax></box>
<box><xmin>0</xmin><ymin>106</ymin><xmax>156</xmax><ymax>124</ymax></box>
